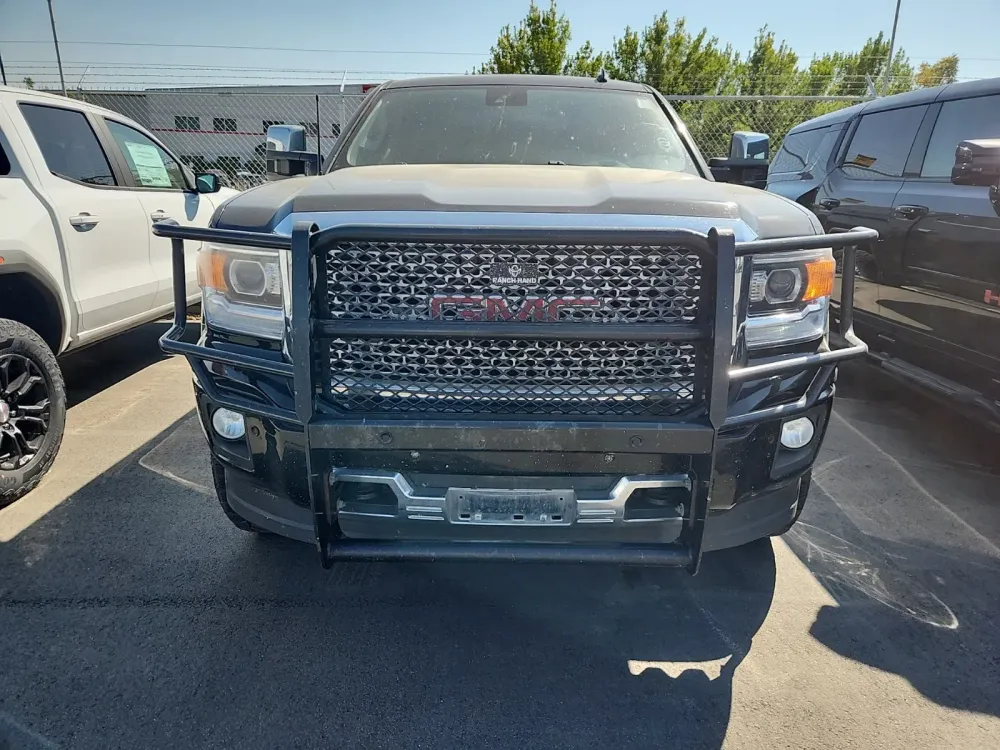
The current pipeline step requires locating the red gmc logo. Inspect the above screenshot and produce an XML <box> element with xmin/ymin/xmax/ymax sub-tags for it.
<box><xmin>429</xmin><ymin>294</ymin><xmax>601</xmax><ymax>321</ymax></box>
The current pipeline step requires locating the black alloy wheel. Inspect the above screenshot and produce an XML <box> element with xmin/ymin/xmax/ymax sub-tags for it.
<box><xmin>0</xmin><ymin>353</ymin><xmax>50</xmax><ymax>471</ymax></box>
<box><xmin>0</xmin><ymin>319</ymin><xmax>66</xmax><ymax>504</ymax></box>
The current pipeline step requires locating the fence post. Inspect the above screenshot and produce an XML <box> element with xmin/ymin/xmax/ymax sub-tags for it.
<box><xmin>315</xmin><ymin>94</ymin><xmax>322</xmax><ymax>170</ymax></box>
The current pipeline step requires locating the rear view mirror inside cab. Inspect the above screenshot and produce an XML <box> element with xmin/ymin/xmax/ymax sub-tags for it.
<box><xmin>486</xmin><ymin>88</ymin><xmax>528</xmax><ymax>106</ymax></box>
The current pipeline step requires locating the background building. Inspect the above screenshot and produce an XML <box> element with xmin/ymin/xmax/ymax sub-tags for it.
<box><xmin>84</xmin><ymin>83</ymin><xmax>373</xmax><ymax>179</ymax></box>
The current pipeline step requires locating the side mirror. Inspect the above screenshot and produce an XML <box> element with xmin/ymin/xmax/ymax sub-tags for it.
<box><xmin>729</xmin><ymin>131</ymin><xmax>770</xmax><ymax>161</ymax></box>
<box><xmin>951</xmin><ymin>139</ymin><xmax>1000</xmax><ymax>187</ymax></box>
<box><xmin>195</xmin><ymin>172</ymin><xmax>220</xmax><ymax>193</ymax></box>
<box><xmin>265</xmin><ymin>124</ymin><xmax>319</xmax><ymax>181</ymax></box>
<box><xmin>708</xmin><ymin>131</ymin><xmax>770</xmax><ymax>188</ymax></box>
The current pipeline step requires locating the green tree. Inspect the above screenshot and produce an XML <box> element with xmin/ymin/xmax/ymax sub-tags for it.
<box><xmin>562</xmin><ymin>41</ymin><xmax>605</xmax><ymax>77</ymax></box>
<box><xmin>474</xmin><ymin>1</ymin><xmax>572</xmax><ymax>75</ymax></box>
<box><xmin>22</xmin><ymin>76</ymin><xmax>35</xmax><ymax>89</ymax></box>
<box><xmin>475</xmin><ymin>4</ymin><xmax>943</xmax><ymax>159</ymax></box>
<box><xmin>605</xmin><ymin>27</ymin><xmax>640</xmax><ymax>82</ymax></box>
<box><xmin>804</xmin><ymin>33</ymin><xmax>914</xmax><ymax>96</ymax></box>
<box><xmin>916</xmin><ymin>55</ymin><xmax>959</xmax><ymax>87</ymax></box>
<box><xmin>680</xmin><ymin>27</ymin><xmax>804</xmax><ymax>158</ymax></box>
<box><xmin>604</xmin><ymin>13</ymin><xmax>736</xmax><ymax>95</ymax></box>
<box><xmin>734</xmin><ymin>26</ymin><xmax>800</xmax><ymax>95</ymax></box>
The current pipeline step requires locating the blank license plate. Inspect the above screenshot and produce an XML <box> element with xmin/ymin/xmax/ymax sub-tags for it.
<box><xmin>448</xmin><ymin>488</ymin><xmax>573</xmax><ymax>525</ymax></box>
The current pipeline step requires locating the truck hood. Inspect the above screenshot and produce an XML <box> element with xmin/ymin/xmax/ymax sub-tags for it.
<box><xmin>213</xmin><ymin>164</ymin><xmax>821</xmax><ymax>238</ymax></box>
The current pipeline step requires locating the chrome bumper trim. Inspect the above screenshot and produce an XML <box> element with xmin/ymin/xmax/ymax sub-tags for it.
<box><xmin>332</xmin><ymin>469</ymin><xmax>691</xmax><ymax>527</ymax></box>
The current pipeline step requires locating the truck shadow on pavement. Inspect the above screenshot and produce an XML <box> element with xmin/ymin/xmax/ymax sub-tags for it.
<box><xmin>0</xmin><ymin>414</ymin><xmax>775</xmax><ymax>750</ymax></box>
<box><xmin>786</xmin><ymin>364</ymin><xmax>1000</xmax><ymax>721</ymax></box>
<box><xmin>60</xmin><ymin>322</ymin><xmax>173</xmax><ymax>408</ymax></box>
<box><xmin>787</xmin><ymin>484</ymin><xmax>1000</xmax><ymax>720</ymax></box>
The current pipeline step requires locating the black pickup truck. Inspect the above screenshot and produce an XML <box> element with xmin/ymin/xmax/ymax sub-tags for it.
<box><xmin>768</xmin><ymin>78</ymin><xmax>1000</xmax><ymax>429</ymax></box>
<box><xmin>155</xmin><ymin>74</ymin><xmax>871</xmax><ymax>572</ymax></box>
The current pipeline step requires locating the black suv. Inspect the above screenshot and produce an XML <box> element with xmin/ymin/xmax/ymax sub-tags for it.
<box><xmin>767</xmin><ymin>79</ymin><xmax>1000</xmax><ymax>429</ymax></box>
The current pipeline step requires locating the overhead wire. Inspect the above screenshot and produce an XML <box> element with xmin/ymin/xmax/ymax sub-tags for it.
<box><xmin>0</xmin><ymin>39</ymin><xmax>490</xmax><ymax>56</ymax></box>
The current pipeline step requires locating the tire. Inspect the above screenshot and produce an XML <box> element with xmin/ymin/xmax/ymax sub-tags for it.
<box><xmin>210</xmin><ymin>457</ymin><xmax>269</xmax><ymax>534</ymax></box>
<box><xmin>0</xmin><ymin>319</ymin><xmax>66</xmax><ymax>506</ymax></box>
<box><xmin>771</xmin><ymin>469</ymin><xmax>811</xmax><ymax>537</ymax></box>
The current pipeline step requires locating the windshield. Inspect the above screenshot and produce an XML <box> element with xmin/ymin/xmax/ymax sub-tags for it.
<box><xmin>339</xmin><ymin>85</ymin><xmax>699</xmax><ymax>175</ymax></box>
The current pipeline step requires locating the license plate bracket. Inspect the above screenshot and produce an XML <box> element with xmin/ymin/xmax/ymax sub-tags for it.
<box><xmin>446</xmin><ymin>488</ymin><xmax>574</xmax><ymax>525</ymax></box>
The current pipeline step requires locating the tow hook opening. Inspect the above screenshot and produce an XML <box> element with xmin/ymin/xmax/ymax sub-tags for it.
<box><xmin>335</xmin><ymin>481</ymin><xmax>397</xmax><ymax>514</ymax></box>
<box><xmin>624</xmin><ymin>486</ymin><xmax>689</xmax><ymax>521</ymax></box>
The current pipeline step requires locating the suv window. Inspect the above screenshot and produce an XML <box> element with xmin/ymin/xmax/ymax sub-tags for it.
<box><xmin>771</xmin><ymin>126</ymin><xmax>836</xmax><ymax>175</ymax></box>
<box><xmin>841</xmin><ymin>105</ymin><xmax>927</xmax><ymax>180</ymax></box>
<box><xmin>105</xmin><ymin>119</ymin><xmax>186</xmax><ymax>189</ymax></box>
<box><xmin>920</xmin><ymin>94</ymin><xmax>1000</xmax><ymax>178</ymax></box>
<box><xmin>0</xmin><ymin>140</ymin><xmax>9</xmax><ymax>175</ymax></box>
<box><xmin>19</xmin><ymin>104</ymin><xmax>116</xmax><ymax>186</ymax></box>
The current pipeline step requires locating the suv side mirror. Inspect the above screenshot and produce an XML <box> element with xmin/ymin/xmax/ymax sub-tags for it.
<box><xmin>951</xmin><ymin>139</ymin><xmax>1000</xmax><ymax>187</ymax></box>
<box><xmin>265</xmin><ymin>124</ymin><xmax>319</xmax><ymax>181</ymax></box>
<box><xmin>195</xmin><ymin>172</ymin><xmax>220</xmax><ymax>193</ymax></box>
<box><xmin>709</xmin><ymin>132</ymin><xmax>770</xmax><ymax>189</ymax></box>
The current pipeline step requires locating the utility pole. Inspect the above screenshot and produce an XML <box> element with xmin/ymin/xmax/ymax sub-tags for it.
<box><xmin>883</xmin><ymin>0</ymin><xmax>902</xmax><ymax>96</ymax></box>
<box><xmin>0</xmin><ymin>0</ymin><xmax>6</xmax><ymax>85</ymax></box>
<box><xmin>46</xmin><ymin>0</ymin><xmax>67</xmax><ymax>96</ymax></box>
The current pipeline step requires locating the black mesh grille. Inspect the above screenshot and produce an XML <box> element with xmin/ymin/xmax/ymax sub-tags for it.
<box><xmin>320</xmin><ymin>238</ymin><xmax>707</xmax><ymax>418</ymax></box>
<box><xmin>326</xmin><ymin>337</ymin><xmax>700</xmax><ymax>417</ymax></box>
<box><xmin>325</xmin><ymin>240</ymin><xmax>702</xmax><ymax>323</ymax></box>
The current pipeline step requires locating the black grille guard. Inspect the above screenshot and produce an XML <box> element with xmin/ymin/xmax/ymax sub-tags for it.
<box><xmin>154</xmin><ymin>219</ymin><xmax>877</xmax><ymax>572</ymax></box>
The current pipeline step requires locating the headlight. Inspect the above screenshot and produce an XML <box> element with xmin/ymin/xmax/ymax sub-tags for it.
<box><xmin>197</xmin><ymin>244</ymin><xmax>285</xmax><ymax>339</ymax></box>
<box><xmin>744</xmin><ymin>249</ymin><xmax>835</xmax><ymax>348</ymax></box>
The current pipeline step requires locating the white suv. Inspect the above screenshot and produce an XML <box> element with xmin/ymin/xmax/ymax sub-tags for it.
<box><xmin>0</xmin><ymin>86</ymin><xmax>239</xmax><ymax>501</ymax></box>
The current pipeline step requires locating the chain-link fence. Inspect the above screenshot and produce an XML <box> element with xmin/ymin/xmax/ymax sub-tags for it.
<box><xmin>666</xmin><ymin>95</ymin><xmax>867</xmax><ymax>159</ymax></box>
<box><xmin>74</xmin><ymin>89</ymin><xmax>867</xmax><ymax>186</ymax></box>
<box><xmin>79</xmin><ymin>90</ymin><xmax>369</xmax><ymax>189</ymax></box>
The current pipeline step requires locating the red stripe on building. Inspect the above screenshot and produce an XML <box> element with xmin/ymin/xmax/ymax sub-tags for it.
<box><xmin>150</xmin><ymin>127</ymin><xmax>274</xmax><ymax>137</ymax></box>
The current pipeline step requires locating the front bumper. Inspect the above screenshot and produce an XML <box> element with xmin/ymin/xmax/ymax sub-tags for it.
<box><xmin>155</xmin><ymin>220</ymin><xmax>874</xmax><ymax>573</ymax></box>
<box><xmin>205</xmin><ymin>390</ymin><xmax>821</xmax><ymax>554</ymax></box>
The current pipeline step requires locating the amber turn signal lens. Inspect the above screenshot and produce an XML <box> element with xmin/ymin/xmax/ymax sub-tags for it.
<box><xmin>197</xmin><ymin>251</ymin><xmax>228</xmax><ymax>292</ymax></box>
<box><xmin>802</xmin><ymin>257</ymin><xmax>835</xmax><ymax>301</ymax></box>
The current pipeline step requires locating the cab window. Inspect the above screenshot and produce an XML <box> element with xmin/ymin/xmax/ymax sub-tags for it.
<box><xmin>841</xmin><ymin>105</ymin><xmax>927</xmax><ymax>180</ymax></box>
<box><xmin>19</xmin><ymin>103</ymin><xmax>116</xmax><ymax>186</ymax></box>
<box><xmin>770</xmin><ymin>126</ymin><xmax>837</xmax><ymax>175</ymax></box>
<box><xmin>105</xmin><ymin>119</ymin><xmax>187</xmax><ymax>189</ymax></box>
<box><xmin>920</xmin><ymin>94</ymin><xmax>1000</xmax><ymax>178</ymax></box>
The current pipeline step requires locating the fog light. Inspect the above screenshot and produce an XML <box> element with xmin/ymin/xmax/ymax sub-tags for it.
<box><xmin>212</xmin><ymin>408</ymin><xmax>246</xmax><ymax>440</ymax></box>
<box><xmin>780</xmin><ymin>417</ymin><xmax>815</xmax><ymax>449</ymax></box>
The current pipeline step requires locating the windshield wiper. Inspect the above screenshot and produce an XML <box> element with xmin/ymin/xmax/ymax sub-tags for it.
<box><xmin>546</xmin><ymin>160</ymin><xmax>567</xmax><ymax>165</ymax></box>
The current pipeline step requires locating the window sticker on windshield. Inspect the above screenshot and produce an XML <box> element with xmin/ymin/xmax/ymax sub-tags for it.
<box><xmin>852</xmin><ymin>154</ymin><xmax>877</xmax><ymax>168</ymax></box>
<box><xmin>123</xmin><ymin>141</ymin><xmax>172</xmax><ymax>187</ymax></box>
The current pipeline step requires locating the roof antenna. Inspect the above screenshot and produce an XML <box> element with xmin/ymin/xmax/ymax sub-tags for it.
<box><xmin>596</xmin><ymin>67</ymin><xmax>609</xmax><ymax>84</ymax></box>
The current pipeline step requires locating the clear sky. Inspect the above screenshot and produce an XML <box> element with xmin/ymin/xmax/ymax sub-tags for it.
<box><xmin>2</xmin><ymin>0</ymin><xmax>998</xmax><ymax>89</ymax></box>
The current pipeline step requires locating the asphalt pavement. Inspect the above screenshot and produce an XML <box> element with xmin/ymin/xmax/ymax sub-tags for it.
<box><xmin>1</xmin><ymin>323</ymin><xmax>998</xmax><ymax>749</ymax></box>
